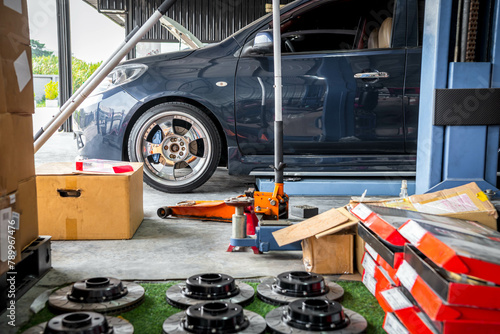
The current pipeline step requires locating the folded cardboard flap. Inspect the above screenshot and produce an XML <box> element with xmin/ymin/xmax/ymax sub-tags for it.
<box><xmin>272</xmin><ymin>208</ymin><xmax>348</xmax><ymax>247</ymax></box>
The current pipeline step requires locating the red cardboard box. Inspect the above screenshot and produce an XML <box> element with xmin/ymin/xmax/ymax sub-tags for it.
<box><xmin>405</xmin><ymin>245</ymin><xmax>500</xmax><ymax>310</ymax></box>
<box><xmin>351</xmin><ymin>204</ymin><xmax>408</xmax><ymax>246</ymax></box>
<box><xmin>362</xmin><ymin>252</ymin><xmax>397</xmax><ymax>301</ymax></box>
<box><xmin>398</xmin><ymin>219</ymin><xmax>500</xmax><ymax>285</ymax></box>
<box><xmin>396</xmin><ymin>260</ymin><xmax>500</xmax><ymax>321</ymax></box>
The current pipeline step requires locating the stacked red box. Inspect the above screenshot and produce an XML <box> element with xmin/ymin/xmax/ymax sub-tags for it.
<box><xmin>358</xmin><ymin>222</ymin><xmax>404</xmax><ymax>285</ymax></box>
<box><xmin>361</xmin><ymin>252</ymin><xmax>397</xmax><ymax>302</ymax></box>
<box><xmin>351</xmin><ymin>205</ymin><xmax>500</xmax><ymax>333</ymax></box>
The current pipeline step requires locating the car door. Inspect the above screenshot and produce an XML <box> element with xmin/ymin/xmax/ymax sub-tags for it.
<box><xmin>234</xmin><ymin>0</ymin><xmax>408</xmax><ymax>157</ymax></box>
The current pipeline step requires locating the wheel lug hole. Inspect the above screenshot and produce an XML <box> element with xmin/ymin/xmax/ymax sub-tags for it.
<box><xmin>180</xmin><ymin>142</ymin><xmax>184</xmax><ymax>146</ymax></box>
<box><xmin>170</xmin><ymin>154</ymin><xmax>176</xmax><ymax>159</ymax></box>
<box><xmin>179</xmin><ymin>152</ymin><xmax>184</xmax><ymax>156</ymax></box>
<box><xmin>182</xmin><ymin>147</ymin><xmax>186</xmax><ymax>151</ymax></box>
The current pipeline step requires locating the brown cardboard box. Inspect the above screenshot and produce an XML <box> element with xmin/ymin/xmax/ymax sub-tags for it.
<box><xmin>351</xmin><ymin>182</ymin><xmax>498</xmax><ymax>230</ymax></box>
<box><xmin>0</xmin><ymin>176</ymin><xmax>37</xmax><ymax>275</ymax></box>
<box><xmin>0</xmin><ymin>62</ymin><xmax>6</xmax><ymax>111</ymax></box>
<box><xmin>0</xmin><ymin>0</ymin><xmax>33</xmax><ymax>115</ymax></box>
<box><xmin>0</xmin><ymin>41</ymin><xmax>34</xmax><ymax>115</ymax></box>
<box><xmin>302</xmin><ymin>234</ymin><xmax>354</xmax><ymax>274</ymax></box>
<box><xmin>0</xmin><ymin>0</ymin><xmax>30</xmax><ymax>45</ymax></box>
<box><xmin>0</xmin><ymin>113</ymin><xmax>36</xmax><ymax>196</ymax></box>
<box><xmin>36</xmin><ymin>162</ymin><xmax>144</xmax><ymax>240</ymax></box>
<box><xmin>15</xmin><ymin>176</ymin><xmax>39</xmax><ymax>250</ymax></box>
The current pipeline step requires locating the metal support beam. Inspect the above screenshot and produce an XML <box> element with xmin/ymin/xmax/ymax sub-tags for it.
<box><xmin>415</xmin><ymin>0</ymin><xmax>452</xmax><ymax>194</ymax></box>
<box><xmin>416</xmin><ymin>0</ymin><xmax>500</xmax><ymax>194</ymax></box>
<box><xmin>56</xmin><ymin>0</ymin><xmax>73</xmax><ymax>132</ymax></box>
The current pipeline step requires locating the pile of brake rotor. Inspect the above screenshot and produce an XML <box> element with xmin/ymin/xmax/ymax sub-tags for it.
<box><xmin>48</xmin><ymin>277</ymin><xmax>145</xmax><ymax>314</ymax></box>
<box><xmin>29</xmin><ymin>271</ymin><xmax>366</xmax><ymax>334</ymax></box>
<box><xmin>22</xmin><ymin>311</ymin><xmax>134</xmax><ymax>334</ymax></box>
<box><xmin>256</xmin><ymin>271</ymin><xmax>345</xmax><ymax>305</ymax></box>
<box><xmin>166</xmin><ymin>273</ymin><xmax>255</xmax><ymax>309</ymax></box>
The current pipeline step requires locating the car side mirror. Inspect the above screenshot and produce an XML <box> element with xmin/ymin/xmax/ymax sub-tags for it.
<box><xmin>241</xmin><ymin>30</ymin><xmax>274</xmax><ymax>57</ymax></box>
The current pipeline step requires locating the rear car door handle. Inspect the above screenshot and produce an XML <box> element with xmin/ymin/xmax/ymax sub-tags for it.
<box><xmin>354</xmin><ymin>72</ymin><xmax>390</xmax><ymax>79</ymax></box>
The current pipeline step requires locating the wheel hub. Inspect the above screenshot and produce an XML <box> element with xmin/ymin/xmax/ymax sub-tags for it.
<box><xmin>256</xmin><ymin>271</ymin><xmax>344</xmax><ymax>305</ymax></box>
<box><xmin>166</xmin><ymin>273</ymin><xmax>254</xmax><ymax>309</ymax></box>
<box><xmin>162</xmin><ymin>136</ymin><xmax>188</xmax><ymax>162</ymax></box>
<box><xmin>22</xmin><ymin>312</ymin><xmax>135</xmax><ymax>334</ymax></box>
<box><xmin>266</xmin><ymin>300</ymin><xmax>367</xmax><ymax>334</ymax></box>
<box><xmin>68</xmin><ymin>277</ymin><xmax>128</xmax><ymax>303</ymax></box>
<box><xmin>284</xmin><ymin>299</ymin><xmax>349</xmax><ymax>331</ymax></box>
<box><xmin>163</xmin><ymin>302</ymin><xmax>266</xmax><ymax>334</ymax></box>
<box><xmin>48</xmin><ymin>277</ymin><xmax>145</xmax><ymax>314</ymax></box>
<box><xmin>273</xmin><ymin>271</ymin><xmax>329</xmax><ymax>297</ymax></box>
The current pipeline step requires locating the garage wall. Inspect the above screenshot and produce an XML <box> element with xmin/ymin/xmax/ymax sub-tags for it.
<box><xmin>125</xmin><ymin>0</ymin><xmax>295</xmax><ymax>43</ymax></box>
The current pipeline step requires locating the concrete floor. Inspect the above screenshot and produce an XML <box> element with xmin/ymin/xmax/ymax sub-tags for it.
<box><xmin>0</xmin><ymin>108</ymin><xmax>356</xmax><ymax>332</ymax></box>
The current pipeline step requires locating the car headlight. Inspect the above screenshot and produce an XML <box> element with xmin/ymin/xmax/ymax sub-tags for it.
<box><xmin>93</xmin><ymin>64</ymin><xmax>148</xmax><ymax>94</ymax></box>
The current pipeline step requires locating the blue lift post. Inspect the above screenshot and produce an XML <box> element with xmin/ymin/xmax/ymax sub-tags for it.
<box><xmin>416</xmin><ymin>0</ymin><xmax>500</xmax><ymax>194</ymax></box>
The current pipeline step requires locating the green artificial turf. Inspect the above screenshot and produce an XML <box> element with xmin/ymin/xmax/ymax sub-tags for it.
<box><xmin>18</xmin><ymin>280</ymin><xmax>385</xmax><ymax>334</ymax></box>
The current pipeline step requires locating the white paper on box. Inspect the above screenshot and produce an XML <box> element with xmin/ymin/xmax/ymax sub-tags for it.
<box><xmin>396</xmin><ymin>261</ymin><xmax>418</xmax><ymax>291</ymax></box>
<box><xmin>3</xmin><ymin>0</ymin><xmax>23</xmax><ymax>13</ymax></box>
<box><xmin>14</xmin><ymin>50</ymin><xmax>31</xmax><ymax>92</ymax></box>
<box><xmin>381</xmin><ymin>288</ymin><xmax>413</xmax><ymax>311</ymax></box>
<box><xmin>351</xmin><ymin>204</ymin><xmax>372</xmax><ymax>221</ymax></box>
<box><xmin>9</xmin><ymin>194</ymin><xmax>16</xmax><ymax>205</ymax></box>
<box><xmin>412</xmin><ymin>193</ymin><xmax>478</xmax><ymax>214</ymax></box>
<box><xmin>365</xmin><ymin>243</ymin><xmax>379</xmax><ymax>261</ymax></box>
<box><xmin>12</xmin><ymin>211</ymin><xmax>19</xmax><ymax>230</ymax></box>
<box><xmin>0</xmin><ymin>207</ymin><xmax>12</xmax><ymax>262</ymax></box>
<box><xmin>384</xmin><ymin>313</ymin><xmax>409</xmax><ymax>334</ymax></box>
<box><xmin>399</xmin><ymin>220</ymin><xmax>426</xmax><ymax>245</ymax></box>
<box><xmin>362</xmin><ymin>252</ymin><xmax>376</xmax><ymax>276</ymax></box>
<box><xmin>362</xmin><ymin>272</ymin><xmax>377</xmax><ymax>296</ymax></box>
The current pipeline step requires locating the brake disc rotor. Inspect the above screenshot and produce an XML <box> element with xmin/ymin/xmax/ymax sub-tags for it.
<box><xmin>163</xmin><ymin>301</ymin><xmax>266</xmax><ymax>334</ymax></box>
<box><xmin>257</xmin><ymin>271</ymin><xmax>344</xmax><ymax>305</ymax></box>
<box><xmin>48</xmin><ymin>277</ymin><xmax>145</xmax><ymax>314</ymax></box>
<box><xmin>166</xmin><ymin>273</ymin><xmax>254</xmax><ymax>309</ymax></box>
<box><xmin>22</xmin><ymin>311</ymin><xmax>134</xmax><ymax>334</ymax></box>
<box><xmin>266</xmin><ymin>299</ymin><xmax>367</xmax><ymax>334</ymax></box>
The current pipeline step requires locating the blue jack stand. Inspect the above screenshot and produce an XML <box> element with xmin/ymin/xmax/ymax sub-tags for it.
<box><xmin>228</xmin><ymin>225</ymin><xmax>302</xmax><ymax>254</ymax></box>
<box><xmin>225</xmin><ymin>196</ymin><xmax>301</xmax><ymax>254</ymax></box>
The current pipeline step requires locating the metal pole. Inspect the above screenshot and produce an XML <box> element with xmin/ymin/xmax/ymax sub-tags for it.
<box><xmin>34</xmin><ymin>0</ymin><xmax>177</xmax><ymax>152</ymax></box>
<box><xmin>56</xmin><ymin>0</ymin><xmax>72</xmax><ymax>132</ymax></box>
<box><xmin>272</xmin><ymin>0</ymin><xmax>284</xmax><ymax>183</ymax></box>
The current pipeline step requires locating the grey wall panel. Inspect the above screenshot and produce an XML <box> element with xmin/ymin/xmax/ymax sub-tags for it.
<box><xmin>126</xmin><ymin>0</ymin><xmax>294</xmax><ymax>43</ymax></box>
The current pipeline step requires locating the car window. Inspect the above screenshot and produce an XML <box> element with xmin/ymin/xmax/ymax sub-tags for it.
<box><xmin>277</xmin><ymin>0</ymin><xmax>397</xmax><ymax>53</ymax></box>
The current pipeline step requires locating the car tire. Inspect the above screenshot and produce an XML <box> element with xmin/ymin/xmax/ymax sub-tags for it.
<box><xmin>128</xmin><ymin>102</ymin><xmax>221</xmax><ymax>193</ymax></box>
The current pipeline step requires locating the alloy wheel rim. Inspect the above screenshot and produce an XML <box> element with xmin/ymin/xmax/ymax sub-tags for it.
<box><xmin>136</xmin><ymin>111</ymin><xmax>212</xmax><ymax>187</ymax></box>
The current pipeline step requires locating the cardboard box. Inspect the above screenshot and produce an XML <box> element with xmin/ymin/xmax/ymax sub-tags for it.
<box><xmin>0</xmin><ymin>0</ymin><xmax>33</xmax><ymax>115</ymax></box>
<box><xmin>302</xmin><ymin>234</ymin><xmax>354</xmax><ymax>274</ymax></box>
<box><xmin>0</xmin><ymin>0</ymin><xmax>30</xmax><ymax>45</ymax></box>
<box><xmin>0</xmin><ymin>113</ymin><xmax>36</xmax><ymax>196</ymax></box>
<box><xmin>352</xmin><ymin>182</ymin><xmax>498</xmax><ymax>230</ymax></box>
<box><xmin>405</xmin><ymin>245</ymin><xmax>500</xmax><ymax>310</ymax></box>
<box><xmin>0</xmin><ymin>176</ymin><xmax>38</xmax><ymax>275</ymax></box>
<box><xmin>396</xmin><ymin>260</ymin><xmax>500</xmax><ymax>321</ymax></box>
<box><xmin>36</xmin><ymin>162</ymin><xmax>144</xmax><ymax>240</ymax></box>
<box><xmin>15</xmin><ymin>176</ymin><xmax>39</xmax><ymax>250</ymax></box>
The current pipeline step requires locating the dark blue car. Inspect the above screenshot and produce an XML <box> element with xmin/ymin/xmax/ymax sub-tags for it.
<box><xmin>73</xmin><ymin>0</ymin><xmax>424</xmax><ymax>192</ymax></box>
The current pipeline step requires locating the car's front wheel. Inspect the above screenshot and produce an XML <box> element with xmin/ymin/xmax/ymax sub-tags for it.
<box><xmin>128</xmin><ymin>102</ymin><xmax>221</xmax><ymax>193</ymax></box>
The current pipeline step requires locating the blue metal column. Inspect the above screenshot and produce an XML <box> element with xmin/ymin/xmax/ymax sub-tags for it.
<box><xmin>416</xmin><ymin>0</ymin><xmax>500</xmax><ymax>193</ymax></box>
<box><xmin>415</xmin><ymin>0</ymin><xmax>452</xmax><ymax>194</ymax></box>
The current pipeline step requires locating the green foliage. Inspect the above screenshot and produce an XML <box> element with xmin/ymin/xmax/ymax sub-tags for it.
<box><xmin>19</xmin><ymin>281</ymin><xmax>385</xmax><ymax>334</ymax></box>
<box><xmin>32</xmin><ymin>56</ymin><xmax>102</xmax><ymax>94</ymax></box>
<box><xmin>30</xmin><ymin>39</ymin><xmax>54</xmax><ymax>57</ymax></box>
<box><xmin>44</xmin><ymin>81</ymin><xmax>59</xmax><ymax>100</ymax></box>
<box><xmin>32</xmin><ymin>56</ymin><xmax>59</xmax><ymax>75</ymax></box>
